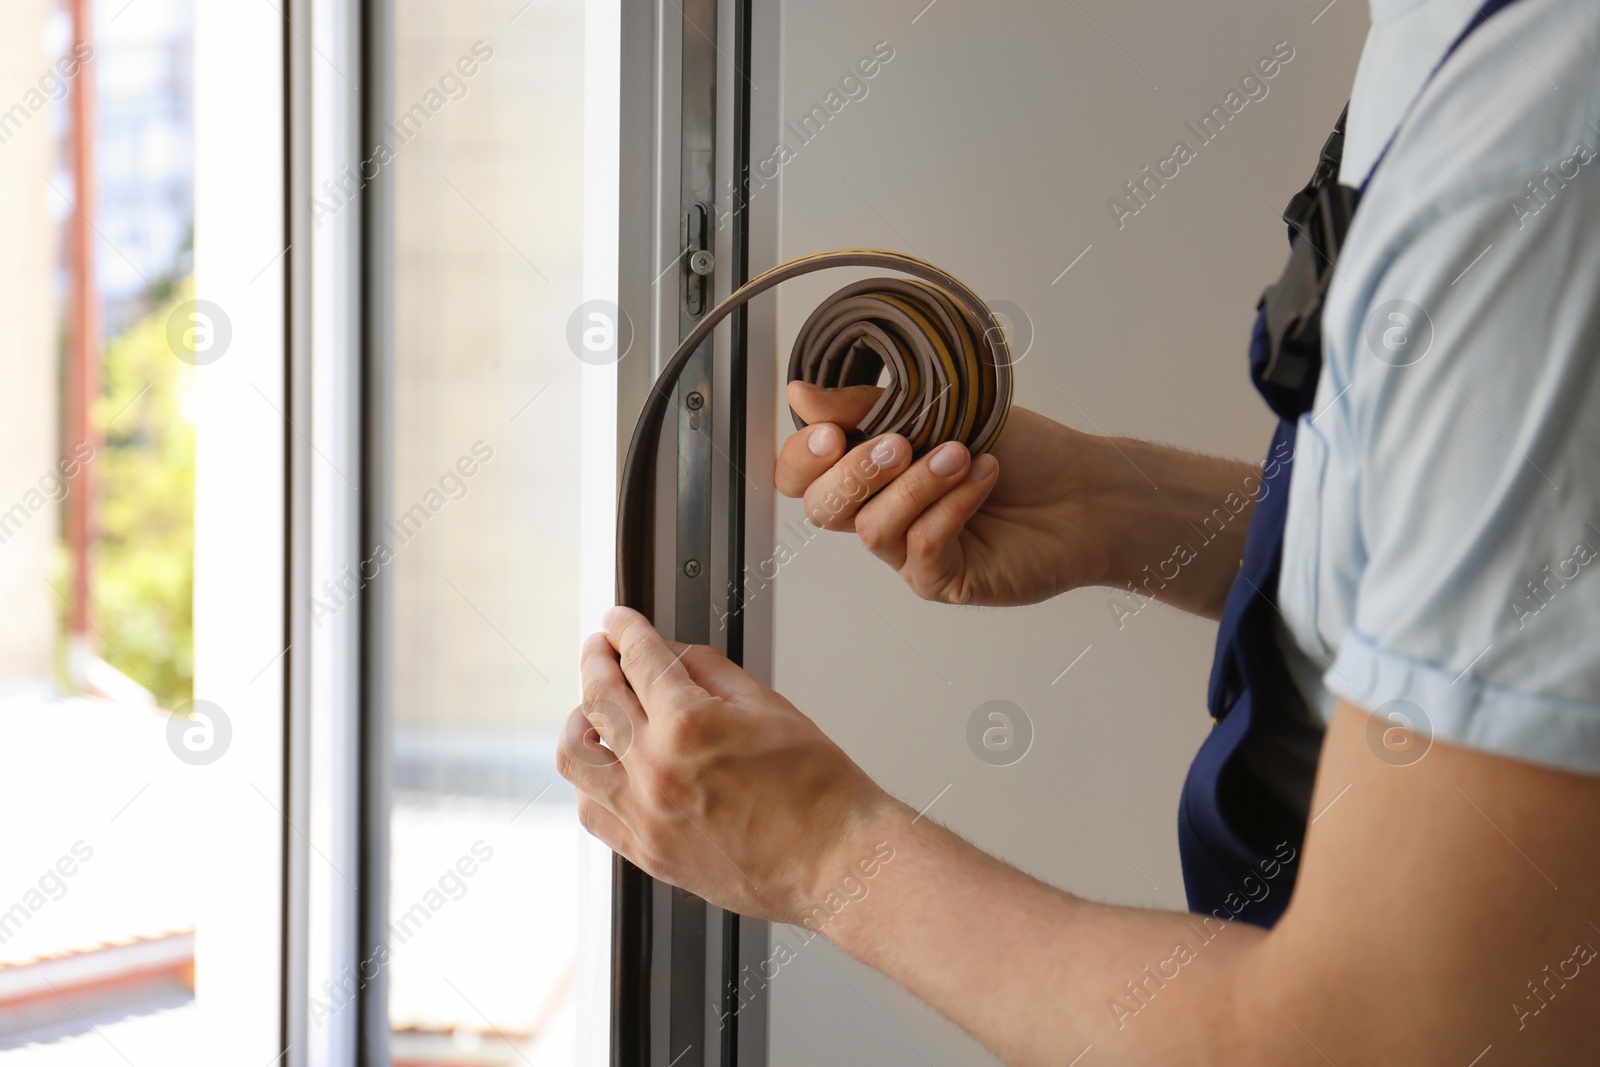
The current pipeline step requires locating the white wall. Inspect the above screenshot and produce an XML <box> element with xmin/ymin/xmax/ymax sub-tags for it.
<box><xmin>762</xmin><ymin>2</ymin><xmax>1368</xmax><ymax>1063</ymax></box>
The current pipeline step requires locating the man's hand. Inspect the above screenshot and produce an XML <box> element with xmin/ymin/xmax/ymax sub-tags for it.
<box><xmin>777</xmin><ymin>381</ymin><xmax>1118</xmax><ymax>606</ymax></box>
<box><xmin>556</xmin><ymin>606</ymin><xmax>899</xmax><ymax>923</ymax></box>
<box><xmin>778</xmin><ymin>381</ymin><xmax>1268</xmax><ymax>618</ymax></box>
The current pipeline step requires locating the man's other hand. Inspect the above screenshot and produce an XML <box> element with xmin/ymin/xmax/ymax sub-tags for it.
<box><xmin>556</xmin><ymin>606</ymin><xmax>901</xmax><ymax>924</ymax></box>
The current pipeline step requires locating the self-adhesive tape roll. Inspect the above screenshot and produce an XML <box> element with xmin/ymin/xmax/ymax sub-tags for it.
<box><xmin>617</xmin><ymin>248</ymin><xmax>1015</xmax><ymax>613</ymax></box>
<box><xmin>787</xmin><ymin>274</ymin><xmax>1010</xmax><ymax>458</ymax></box>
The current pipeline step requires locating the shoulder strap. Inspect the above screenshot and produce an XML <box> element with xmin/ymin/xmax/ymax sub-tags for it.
<box><xmin>1254</xmin><ymin>0</ymin><xmax>1530</xmax><ymax>415</ymax></box>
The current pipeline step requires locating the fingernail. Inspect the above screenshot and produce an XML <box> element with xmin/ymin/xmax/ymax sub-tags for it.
<box><xmin>808</xmin><ymin>424</ymin><xmax>840</xmax><ymax>457</ymax></box>
<box><xmin>871</xmin><ymin>437</ymin><xmax>902</xmax><ymax>468</ymax></box>
<box><xmin>968</xmin><ymin>453</ymin><xmax>997</xmax><ymax>481</ymax></box>
<box><xmin>929</xmin><ymin>441</ymin><xmax>967</xmax><ymax>477</ymax></box>
<box><xmin>601</xmin><ymin>606</ymin><xmax>623</xmax><ymax>629</ymax></box>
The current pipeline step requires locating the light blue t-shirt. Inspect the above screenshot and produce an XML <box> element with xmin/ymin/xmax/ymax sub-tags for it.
<box><xmin>1278</xmin><ymin>0</ymin><xmax>1600</xmax><ymax>776</ymax></box>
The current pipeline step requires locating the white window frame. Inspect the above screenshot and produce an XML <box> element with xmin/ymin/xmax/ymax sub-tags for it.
<box><xmin>192</xmin><ymin>1</ymin><xmax>293</xmax><ymax>1063</ymax></box>
<box><xmin>195</xmin><ymin>0</ymin><xmax>781</xmax><ymax>1062</ymax></box>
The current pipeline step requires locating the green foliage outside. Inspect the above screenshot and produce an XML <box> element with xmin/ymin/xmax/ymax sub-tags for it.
<box><xmin>90</xmin><ymin>276</ymin><xmax>197</xmax><ymax>709</ymax></box>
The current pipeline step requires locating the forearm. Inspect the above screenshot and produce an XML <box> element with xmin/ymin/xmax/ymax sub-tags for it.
<box><xmin>823</xmin><ymin>796</ymin><xmax>1266</xmax><ymax>1067</ymax></box>
<box><xmin>573</xmin><ymin>613</ymin><xmax>1600</xmax><ymax>1066</ymax></box>
<box><xmin>1087</xmin><ymin>435</ymin><xmax>1261</xmax><ymax>620</ymax></box>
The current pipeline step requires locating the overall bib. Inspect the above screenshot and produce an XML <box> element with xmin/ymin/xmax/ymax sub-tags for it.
<box><xmin>1178</xmin><ymin>0</ymin><xmax>1528</xmax><ymax>928</ymax></box>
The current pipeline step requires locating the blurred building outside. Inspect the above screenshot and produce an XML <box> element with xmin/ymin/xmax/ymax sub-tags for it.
<box><xmin>0</xmin><ymin>0</ymin><xmax>589</xmax><ymax>1062</ymax></box>
<box><xmin>0</xmin><ymin>0</ymin><xmax>203</xmax><ymax>1054</ymax></box>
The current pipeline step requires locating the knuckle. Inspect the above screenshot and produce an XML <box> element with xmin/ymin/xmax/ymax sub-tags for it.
<box><xmin>855</xmin><ymin>513</ymin><xmax>889</xmax><ymax>552</ymax></box>
<box><xmin>620</xmin><ymin>755</ymin><xmax>652</xmax><ymax>796</ymax></box>
<box><xmin>804</xmin><ymin>486</ymin><xmax>849</xmax><ymax>529</ymax></box>
<box><xmin>555</xmin><ymin>737</ymin><xmax>579</xmax><ymax>781</ymax></box>
<box><xmin>610</xmin><ymin>617</ymin><xmax>650</xmax><ymax>658</ymax></box>
<box><xmin>903</xmin><ymin>567</ymin><xmax>937</xmax><ymax>602</ymax></box>
<box><xmin>635</xmin><ymin>759</ymin><xmax>684</xmax><ymax>812</ymax></box>
<box><xmin>633</xmin><ymin>820</ymin><xmax>667</xmax><ymax>861</ymax></box>
<box><xmin>841</xmin><ymin>463</ymin><xmax>881</xmax><ymax>500</ymax></box>
<box><xmin>932</xmin><ymin>490</ymin><xmax>969</xmax><ymax>523</ymax></box>
<box><xmin>904</xmin><ymin>524</ymin><xmax>937</xmax><ymax>563</ymax></box>
<box><xmin>904</xmin><ymin>467</ymin><xmax>950</xmax><ymax>510</ymax></box>
<box><xmin>581</xmin><ymin>680</ymin><xmax>611</xmax><ymax>712</ymax></box>
<box><xmin>658</xmin><ymin>710</ymin><xmax>706</xmax><ymax>754</ymax></box>
<box><xmin>773</xmin><ymin>457</ymin><xmax>805</xmax><ymax>498</ymax></box>
<box><xmin>686</xmin><ymin>643</ymin><xmax>728</xmax><ymax>670</ymax></box>
<box><xmin>654</xmin><ymin>683</ymin><xmax>696</xmax><ymax>716</ymax></box>
<box><xmin>618</xmin><ymin>639</ymin><xmax>653</xmax><ymax>673</ymax></box>
<box><xmin>586</xmin><ymin>705</ymin><xmax>623</xmax><ymax>741</ymax></box>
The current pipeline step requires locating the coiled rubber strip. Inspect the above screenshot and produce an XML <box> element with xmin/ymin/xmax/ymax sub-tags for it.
<box><xmin>617</xmin><ymin>248</ymin><xmax>1014</xmax><ymax>617</ymax></box>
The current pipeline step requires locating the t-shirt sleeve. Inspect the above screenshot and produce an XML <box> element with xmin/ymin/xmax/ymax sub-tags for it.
<box><xmin>1322</xmin><ymin>168</ymin><xmax>1600</xmax><ymax>774</ymax></box>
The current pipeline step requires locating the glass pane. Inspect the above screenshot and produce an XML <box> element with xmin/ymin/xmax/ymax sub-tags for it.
<box><xmin>0</xmin><ymin>0</ymin><xmax>260</xmax><ymax>1061</ymax></box>
<box><xmin>382</xmin><ymin>2</ymin><xmax>607</xmax><ymax>1062</ymax></box>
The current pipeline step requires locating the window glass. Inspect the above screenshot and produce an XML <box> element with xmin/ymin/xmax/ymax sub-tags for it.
<box><xmin>0</xmin><ymin>1</ymin><xmax>250</xmax><ymax>1062</ymax></box>
<box><xmin>383</xmin><ymin>2</ymin><xmax>601</xmax><ymax>1062</ymax></box>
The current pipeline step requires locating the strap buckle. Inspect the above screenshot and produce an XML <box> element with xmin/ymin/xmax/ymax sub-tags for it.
<box><xmin>1256</xmin><ymin>106</ymin><xmax>1357</xmax><ymax>406</ymax></box>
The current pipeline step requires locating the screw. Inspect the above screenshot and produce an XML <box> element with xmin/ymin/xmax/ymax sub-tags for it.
<box><xmin>690</xmin><ymin>249</ymin><xmax>715</xmax><ymax>276</ymax></box>
<box><xmin>686</xmin><ymin>391</ymin><xmax>705</xmax><ymax>411</ymax></box>
<box><xmin>683</xmin><ymin>559</ymin><xmax>702</xmax><ymax>578</ymax></box>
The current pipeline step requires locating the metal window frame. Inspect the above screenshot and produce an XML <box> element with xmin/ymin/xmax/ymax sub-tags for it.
<box><xmin>276</xmin><ymin>0</ymin><xmax>777</xmax><ymax>1062</ymax></box>
<box><xmin>355</xmin><ymin>0</ymin><xmax>392</xmax><ymax>1061</ymax></box>
<box><xmin>282</xmin><ymin>1</ymin><xmax>367</xmax><ymax>1066</ymax></box>
<box><xmin>611</xmin><ymin>0</ymin><xmax>776</xmax><ymax>1064</ymax></box>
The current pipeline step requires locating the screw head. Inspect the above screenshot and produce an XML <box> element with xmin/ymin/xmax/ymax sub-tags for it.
<box><xmin>690</xmin><ymin>249</ymin><xmax>715</xmax><ymax>276</ymax></box>
<box><xmin>686</xmin><ymin>391</ymin><xmax>705</xmax><ymax>411</ymax></box>
<box><xmin>683</xmin><ymin>559</ymin><xmax>702</xmax><ymax>578</ymax></box>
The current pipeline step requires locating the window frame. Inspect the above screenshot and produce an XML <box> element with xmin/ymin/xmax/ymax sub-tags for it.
<box><xmin>191</xmin><ymin>0</ymin><xmax>300</xmax><ymax>1063</ymax></box>
<box><xmin>610</xmin><ymin>1</ymin><xmax>776</xmax><ymax>1065</ymax></box>
<box><xmin>267</xmin><ymin>0</ymin><xmax>783</xmax><ymax>1063</ymax></box>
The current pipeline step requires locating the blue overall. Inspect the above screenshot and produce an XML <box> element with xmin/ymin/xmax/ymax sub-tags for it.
<box><xmin>1178</xmin><ymin>0</ymin><xmax>1527</xmax><ymax>928</ymax></box>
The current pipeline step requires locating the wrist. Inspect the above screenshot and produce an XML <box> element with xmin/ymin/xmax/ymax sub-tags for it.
<box><xmin>1089</xmin><ymin>435</ymin><xmax>1261</xmax><ymax>618</ymax></box>
<box><xmin>803</xmin><ymin>797</ymin><xmax>1012</xmax><ymax>969</ymax></box>
<box><xmin>791</xmin><ymin>789</ymin><xmax>913</xmax><ymax>945</ymax></box>
<box><xmin>1072</xmin><ymin>431</ymin><xmax>1159</xmax><ymax>587</ymax></box>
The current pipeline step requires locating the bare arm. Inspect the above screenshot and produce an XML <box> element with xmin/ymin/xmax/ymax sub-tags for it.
<box><xmin>562</xmin><ymin>614</ymin><xmax>1600</xmax><ymax>1066</ymax></box>
<box><xmin>778</xmin><ymin>382</ymin><xmax>1261</xmax><ymax>619</ymax></box>
<box><xmin>1082</xmin><ymin>432</ymin><xmax>1262</xmax><ymax>620</ymax></box>
<box><xmin>824</xmin><ymin>697</ymin><xmax>1600</xmax><ymax>1064</ymax></box>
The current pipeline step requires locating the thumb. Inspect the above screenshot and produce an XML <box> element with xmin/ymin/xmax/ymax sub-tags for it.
<box><xmin>786</xmin><ymin>380</ymin><xmax>884</xmax><ymax>431</ymax></box>
<box><xmin>662</xmin><ymin>639</ymin><xmax>773</xmax><ymax>705</ymax></box>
